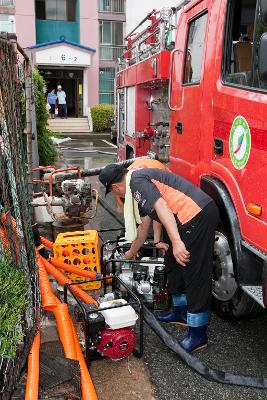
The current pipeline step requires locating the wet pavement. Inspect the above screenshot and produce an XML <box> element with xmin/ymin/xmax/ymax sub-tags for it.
<box><xmin>57</xmin><ymin>136</ymin><xmax>267</xmax><ymax>400</ymax></box>
<box><xmin>55</xmin><ymin>136</ymin><xmax>117</xmax><ymax>170</ymax></box>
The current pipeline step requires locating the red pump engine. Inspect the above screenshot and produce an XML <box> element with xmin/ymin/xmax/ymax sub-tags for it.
<box><xmin>96</xmin><ymin>327</ymin><xmax>136</xmax><ymax>360</ymax></box>
<box><xmin>78</xmin><ymin>298</ymin><xmax>138</xmax><ymax>362</ymax></box>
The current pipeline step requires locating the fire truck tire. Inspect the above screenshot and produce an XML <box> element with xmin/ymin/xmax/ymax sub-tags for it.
<box><xmin>200</xmin><ymin>176</ymin><xmax>262</xmax><ymax>320</ymax></box>
<box><xmin>212</xmin><ymin>224</ymin><xmax>262</xmax><ymax>320</ymax></box>
<box><xmin>212</xmin><ymin>287</ymin><xmax>262</xmax><ymax>321</ymax></box>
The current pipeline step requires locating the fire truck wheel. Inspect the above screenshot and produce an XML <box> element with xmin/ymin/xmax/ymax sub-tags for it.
<box><xmin>212</xmin><ymin>228</ymin><xmax>262</xmax><ymax>320</ymax></box>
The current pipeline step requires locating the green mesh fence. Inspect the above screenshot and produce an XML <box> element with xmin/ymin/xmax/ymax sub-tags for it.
<box><xmin>0</xmin><ymin>34</ymin><xmax>40</xmax><ymax>399</ymax></box>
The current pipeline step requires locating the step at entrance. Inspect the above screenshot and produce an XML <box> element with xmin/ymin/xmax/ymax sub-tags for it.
<box><xmin>241</xmin><ymin>285</ymin><xmax>264</xmax><ymax>307</ymax></box>
<box><xmin>48</xmin><ymin>117</ymin><xmax>90</xmax><ymax>134</ymax></box>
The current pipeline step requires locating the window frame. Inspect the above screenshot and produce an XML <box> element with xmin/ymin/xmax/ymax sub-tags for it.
<box><xmin>99</xmin><ymin>20</ymin><xmax>112</xmax><ymax>45</ymax></box>
<box><xmin>221</xmin><ymin>0</ymin><xmax>267</xmax><ymax>94</ymax></box>
<box><xmin>182</xmin><ymin>10</ymin><xmax>208</xmax><ymax>87</ymax></box>
<box><xmin>99</xmin><ymin>67</ymin><xmax>115</xmax><ymax>105</ymax></box>
<box><xmin>99</xmin><ymin>20</ymin><xmax>123</xmax><ymax>45</ymax></box>
<box><xmin>99</xmin><ymin>0</ymin><xmax>125</xmax><ymax>14</ymax></box>
<box><xmin>35</xmin><ymin>0</ymin><xmax>77</xmax><ymax>22</ymax></box>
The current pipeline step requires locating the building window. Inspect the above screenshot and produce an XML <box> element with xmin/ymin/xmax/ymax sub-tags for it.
<box><xmin>183</xmin><ymin>13</ymin><xmax>208</xmax><ymax>85</ymax></box>
<box><xmin>35</xmin><ymin>0</ymin><xmax>77</xmax><ymax>21</ymax></box>
<box><xmin>0</xmin><ymin>15</ymin><xmax>15</xmax><ymax>33</ymax></box>
<box><xmin>99</xmin><ymin>20</ymin><xmax>124</xmax><ymax>60</ymax></box>
<box><xmin>99</xmin><ymin>68</ymin><xmax>115</xmax><ymax>104</ymax></box>
<box><xmin>0</xmin><ymin>0</ymin><xmax>15</xmax><ymax>5</ymax></box>
<box><xmin>99</xmin><ymin>21</ymin><xmax>123</xmax><ymax>45</ymax></box>
<box><xmin>99</xmin><ymin>0</ymin><xmax>125</xmax><ymax>14</ymax></box>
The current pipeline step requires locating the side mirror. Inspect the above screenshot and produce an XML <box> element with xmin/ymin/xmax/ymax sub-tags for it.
<box><xmin>260</xmin><ymin>0</ymin><xmax>267</xmax><ymax>25</ymax></box>
<box><xmin>259</xmin><ymin>32</ymin><xmax>267</xmax><ymax>82</ymax></box>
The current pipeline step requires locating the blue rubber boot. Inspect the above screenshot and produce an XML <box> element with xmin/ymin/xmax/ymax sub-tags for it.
<box><xmin>180</xmin><ymin>311</ymin><xmax>209</xmax><ymax>352</ymax></box>
<box><xmin>157</xmin><ymin>294</ymin><xmax>188</xmax><ymax>326</ymax></box>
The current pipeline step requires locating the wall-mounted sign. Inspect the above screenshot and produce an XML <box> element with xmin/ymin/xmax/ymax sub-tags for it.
<box><xmin>35</xmin><ymin>45</ymin><xmax>91</xmax><ymax>66</ymax></box>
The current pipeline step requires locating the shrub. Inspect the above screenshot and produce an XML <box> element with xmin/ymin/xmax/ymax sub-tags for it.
<box><xmin>32</xmin><ymin>70</ymin><xmax>57</xmax><ymax>165</ymax></box>
<box><xmin>0</xmin><ymin>255</ymin><xmax>29</xmax><ymax>358</ymax></box>
<box><xmin>91</xmin><ymin>104</ymin><xmax>114</xmax><ymax>132</ymax></box>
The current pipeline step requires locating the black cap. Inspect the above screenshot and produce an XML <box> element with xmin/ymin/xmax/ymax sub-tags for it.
<box><xmin>99</xmin><ymin>164</ymin><xmax>125</xmax><ymax>195</ymax></box>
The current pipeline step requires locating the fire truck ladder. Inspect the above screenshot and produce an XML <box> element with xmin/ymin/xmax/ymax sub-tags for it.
<box><xmin>118</xmin><ymin>1</ymin><xmax>190</xmax><ymax>71</ymax></box>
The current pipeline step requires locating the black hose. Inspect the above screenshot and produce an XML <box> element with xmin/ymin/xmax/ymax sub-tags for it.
<box><xmin>143</xmin><ymin>305</ymin><xmax>267</xmax><ymax>389</ymax></box>
<box><xmin>98</xmin><ymin>197</ymin><xmax>124</xmax><ymax>227</ymax></box>
<box><xmin>50</xmin><ymin>156</ymin><xmax>155</xmax><ymax>180</ymax></box>
<box><xmin>32</xmin><ymin>223</ymin><xmax>50</xmax><ymax>260</ymax></box>
<box><xmin>81</xmin><ymin>156</ymin><xmax>154</xmax><ymax>177</ymax></box>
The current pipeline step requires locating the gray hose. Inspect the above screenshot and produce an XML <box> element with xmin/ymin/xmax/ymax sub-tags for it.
<box><xmin>143</xmin><ymin>305</ymin><xmax>267</xmax><ymax>389</ymax></box>
<box><xmin>98</xmin><ymin>197</ymin><xmax>124</xmax><ymax>227</ymax></box>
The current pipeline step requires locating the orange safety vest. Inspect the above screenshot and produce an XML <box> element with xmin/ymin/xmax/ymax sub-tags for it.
<box><xmin>127</xmin><ymin>159</ymin><xmax>170</xmax><ymax>172</ymax></box>
<box><xmin>116</xmin><ymin>160</ymin><xmax>170</xmax><ymax>208</ymax></box>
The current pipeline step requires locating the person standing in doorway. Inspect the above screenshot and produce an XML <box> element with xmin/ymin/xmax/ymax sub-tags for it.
<box><xmin>47</xmin><ymin>89</ymin><xmax>57</xmax><ymax>119</ymax></box>
<box><xmin>57</xmin><ymin>85</ymin><xmax>67</xmax><ymax>118</ymax></box>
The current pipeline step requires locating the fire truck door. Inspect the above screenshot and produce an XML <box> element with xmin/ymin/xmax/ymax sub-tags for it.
<box><xmin>170</xmin><ymin>1</ymin><xmax>208</xmax><ymax>184</ymax></box>
<box><xmin>212</xmin><ymin>0</ymin><xmax>267</xmax><ymax>245</ymax></box>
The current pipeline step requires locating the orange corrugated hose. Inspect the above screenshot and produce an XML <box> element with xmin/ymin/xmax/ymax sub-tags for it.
<box><xmin>36</xmin><ymin>254</ymin><xmax>99</xmax><ymax>400</ymax></box>
<box><xmin>50</xmin><ymin>257</ymin><xmax>97</xmax><ymax>280</ymax></box>
<box><xmin>36</xmin><ymin>255</ymin><xmax>61</xmax><ymax>310</ymax></box>
<box><xmin>53</xmin><ymin>306</ymin><xmax>98</xmax><ymax>400</ymax></box>
<box><xmin>53</xmin><ymin>303</ymin><xmax>77</xmax><ymax>360</ymax></box>
<box><xmin>1</xmin><ymin>213</ymin><xmax>20</xmax><ymax>262</ymax></box>
<box><xmin>70</xmin><ymin>319</ymin><xmax>98</xmax><ymax>400</ymax></box>
<box><xmin>0</xmin><ymin>226</ymin><xmax>9</xmax><ymax>252</ymax></box>
<box><xmin>40</xmin><ymin>236</ymin><xmax>54</xmax><ymax>250</ymax></box>
<box><xmin>40</xmin><ymin>255</ymin><xmax>98</xmax><ymax>306</ymax></box>
<box><xmin>1</xmin><ymin>212</ymin><xmax>19</xmax><ymax>235</ymax></box>
<box><xmin>1</xmin><ymin>214</ymin><xmax>98</xmax><ymax>399</ymax></box>
<box><xmin>25</xmin><ymin>330</ymin><xmax>40</xmax><ymax>400</ymax></box>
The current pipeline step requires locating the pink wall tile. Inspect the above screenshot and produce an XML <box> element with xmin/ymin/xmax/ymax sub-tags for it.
<box><xmin>80</xmin><ymin>0</ymin><xmax>99</xmax><ymax>106</ymax></box>
<box><xmin>15</xmin><ymin>0</ymin><xmax>36</xmax><ymax>48</ymax></box>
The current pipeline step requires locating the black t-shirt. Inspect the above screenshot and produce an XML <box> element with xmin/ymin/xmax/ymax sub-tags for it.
<box><xmin>130</xmin><ymin>168</ymin><xmax>212</xmax><ymax>225</ymax></box>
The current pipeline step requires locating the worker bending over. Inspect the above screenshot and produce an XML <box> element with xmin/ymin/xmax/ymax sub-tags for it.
<box><xmin>99</xmin><ymin>165</ymin><xmax>219</xmax><ymax>352</ymax></box>
<box><xmin>106</xmin><ymin>158</ymin><xmax>170</xmax><ymax>253</ymax></box>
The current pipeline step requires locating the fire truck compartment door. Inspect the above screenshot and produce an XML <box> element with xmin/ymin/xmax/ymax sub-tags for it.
<box><xmin>126</xmin><ymin>86</ymin><xmax>136</xmax><ymax>137</ymax></box>
<box><xmin>170</xmin><ymin>1</ymin><xmax>208</xmax><ymax>185</ymax></box>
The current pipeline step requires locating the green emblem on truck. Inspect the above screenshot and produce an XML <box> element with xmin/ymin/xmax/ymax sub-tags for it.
<box><xmin>229</xmin><ymin>116</ymin><xmax>251</xmax><ymax>169</ymax></box>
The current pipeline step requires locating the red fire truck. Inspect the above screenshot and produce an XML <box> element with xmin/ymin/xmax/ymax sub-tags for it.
<box><xmin>116</xmin><ymin>0</ymin><xmax>267</xmax><ymax>319</ymax></box>
<box><xmin>116</xmin><ymin>6</ymin><xmax>180</xmax><ymax>162</ymax></box>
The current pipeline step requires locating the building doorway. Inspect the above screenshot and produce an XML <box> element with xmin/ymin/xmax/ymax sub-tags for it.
<box><xmin>39</xmin><ymin>68</ymin><xmax>84</xmax><ymax>117</ymax></box>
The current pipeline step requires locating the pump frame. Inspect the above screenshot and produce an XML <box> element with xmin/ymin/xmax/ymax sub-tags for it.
<box><xmin>64</xmin><ymin>275</ymin><xmax>144</xmax><ymax>365</ymax></box>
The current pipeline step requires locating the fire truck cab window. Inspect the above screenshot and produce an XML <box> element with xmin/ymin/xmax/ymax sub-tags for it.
<box><xmin>223</xmin><ymin>0</ymin><xmax>267</xmax><ymax>90</ymax></box>
<box><xmin>183</xmin><ymin>13</ymin><xmax>208</xmax><ymax>85</ymax></box>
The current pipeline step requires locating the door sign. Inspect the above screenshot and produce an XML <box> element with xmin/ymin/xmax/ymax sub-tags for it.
<box><xmin>229</xmin><ymin>116</ymin><xmax>251</xmax><ymax>169</ymax></box>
